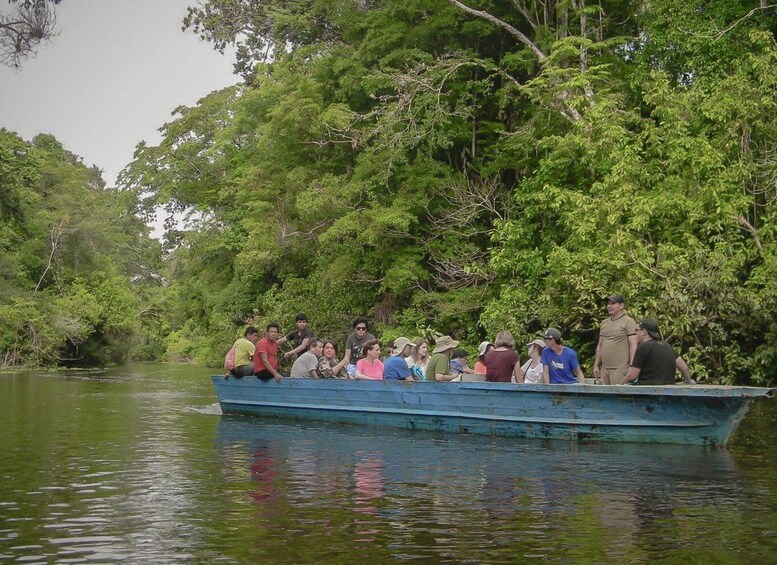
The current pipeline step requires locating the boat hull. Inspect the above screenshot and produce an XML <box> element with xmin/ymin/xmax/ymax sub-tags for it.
<box><xmin>212</xmin><ymin>377</ymin><xmax>773</xmax><ymax>447</ymax></box>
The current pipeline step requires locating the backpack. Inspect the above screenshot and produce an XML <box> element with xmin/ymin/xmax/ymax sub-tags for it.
<box><xmin>224</xmin><ymin>345</ymin><xmax>237</xmax><ymax>371</ymax></box>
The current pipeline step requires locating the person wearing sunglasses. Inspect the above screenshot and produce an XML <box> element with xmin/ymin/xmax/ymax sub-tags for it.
<box><xmin>343</xmin><ymin>317</ymin><xmax>376</xmax><ymax>375</ymax></box>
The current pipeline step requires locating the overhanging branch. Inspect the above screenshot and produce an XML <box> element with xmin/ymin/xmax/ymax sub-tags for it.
<box><xmin>448</xmin><ymin>0</ymin><xmax>547</xmax><ymax>61</ymax></box>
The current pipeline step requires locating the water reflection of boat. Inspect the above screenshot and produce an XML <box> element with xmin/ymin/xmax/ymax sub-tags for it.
<box><xmin>214</xmin><ymin>416</ymin><xmax>741</xmax><ymax>519</ymax></box>
<box><xmin>215</xmin><ymin>417</ymin><xmax>740</xmax><ymax>474</ymax></box>
<box><xmin>214</xmin><ymin>411</ymin><xmax>757</xmax><ymax>560</ymax></box>
<box><xmin>211</xmin><ymin>377</ymin><xmax>773</xmax><ymax>447</ymax></box>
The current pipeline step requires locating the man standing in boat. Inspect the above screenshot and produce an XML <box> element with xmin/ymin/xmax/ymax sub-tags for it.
<box><xmin>277</xmin><ymin>313</ymin><xmax>313</xmax><ymax>361</ymax></box>
<box><xmin>622</xmin><ymin>319</ymin><xmax>696</xmax><ymax>385</ymax></box>
<box><xmin>254</xmin><ymin>323</ymin><xmax>284</xmax><ymax>383</ymax></box>
<box><xmin>540</xmin><ymin>328</ymin><xmax>586</xmax><ymax>384</ymax></box>
<box><xmin>593</xmin><ymin>293</ymin><xmax>638</xmax><ymax>385</ymax></box>
<box><xmin>383</xmin><ymin>337</ymin><xmax>415</xmax><ymax>381</ymax></box>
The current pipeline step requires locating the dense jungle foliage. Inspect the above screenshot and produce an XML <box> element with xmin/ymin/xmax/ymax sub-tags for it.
<box><xmin>0</xmin><ymin>131</ymin><xmax>163</xmax><ymax>365</ymax></box>
<box><xmin>2</xmin><ymin>0</ymin><xmax>776</xmax><ymax>385</ymax></box>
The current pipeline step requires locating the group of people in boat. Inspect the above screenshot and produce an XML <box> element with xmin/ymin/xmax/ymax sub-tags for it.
<box><xmin>225</xmin><ymin>294</ymin><xmax>696</xmax><ymax>385</ymax></box>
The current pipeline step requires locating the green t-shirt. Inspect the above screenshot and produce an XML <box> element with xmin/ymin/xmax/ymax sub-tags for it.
<box><xmin>233</xmin><ymin>337</ymin><xmax>256</xmax><ymax>367</ymax></box>
<box><xmin>425</xmin><ymin>353</ymin><xmax>450</xmax><ymax>382</ymax></box>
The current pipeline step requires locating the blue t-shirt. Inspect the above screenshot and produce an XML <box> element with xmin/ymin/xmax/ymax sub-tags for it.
<box><xmin>384</xmin><ymin>355</ymin><xmax>412</xmax><ymax>380</ymax></box>
<box><xmin>540</xmin><ymin>346</ymin><xmax>580</xmax><ymax>384</ymax></box>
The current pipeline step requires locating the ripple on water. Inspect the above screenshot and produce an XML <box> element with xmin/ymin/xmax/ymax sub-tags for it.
<box><xmin>183</xmin><ymin>402</ymin><xmax>223</xmax><ymax>415</ymax></box>
<box><xmin>2</xmin><ymin>364</ymin><xmax>776</xmax><ymax>563</ymax></box>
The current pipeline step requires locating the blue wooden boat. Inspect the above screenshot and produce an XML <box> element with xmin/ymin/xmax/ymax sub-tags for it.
<box><xmin>211</xmin><ymin>377</ymin><xmax>773</xmax><ymax>447</ymax></box>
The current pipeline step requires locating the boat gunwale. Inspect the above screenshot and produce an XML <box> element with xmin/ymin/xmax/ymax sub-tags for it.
<box><xmin>211</xmin><ymin>376</ymin><xmax>774</xmax><ymax>399</ymax></box>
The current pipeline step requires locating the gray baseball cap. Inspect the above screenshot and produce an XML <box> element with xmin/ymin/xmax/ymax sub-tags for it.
<box><xmin>540</xmin><ymin>327</ymin><xmax>562</xmax><ymax>342</ymax></box>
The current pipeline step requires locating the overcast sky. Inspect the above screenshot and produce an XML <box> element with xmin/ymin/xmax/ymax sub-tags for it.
<box><xmin>0</xmin><ymin>0</ymin><xmax>238</xmax><ymax>187</ymax></box>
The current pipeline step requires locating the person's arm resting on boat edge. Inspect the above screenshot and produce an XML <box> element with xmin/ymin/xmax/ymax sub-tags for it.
<box><xmin>676</xmin><ymin>357</ymin><xmax>696</xmax><ymax>384</ymax></box>
<box><xmin>435</xmin><ymin>372</ymin><xmax>459</xmax><ymax>382</ymax></box>
<box><xmin>260</xmin><ymin>351</ymin><xmax>283</xmax><ymax>383</ymax></box>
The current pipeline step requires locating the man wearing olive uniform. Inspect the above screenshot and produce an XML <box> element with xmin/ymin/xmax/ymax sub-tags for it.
<box><xmin>593</xmin><ymin>293</ymin><xmax>638</xmax><ymax>385</ymax></box>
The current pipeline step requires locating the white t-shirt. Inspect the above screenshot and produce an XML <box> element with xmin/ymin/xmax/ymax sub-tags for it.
<box><xmin>518</xmin><ymin>360</ymin><xmax>544</xmax><ymax>384</ymax></box>
<box><xmin>410</xmin><ymin>358</ymin><xmax>428</xmax><ymax>380</ymax></box>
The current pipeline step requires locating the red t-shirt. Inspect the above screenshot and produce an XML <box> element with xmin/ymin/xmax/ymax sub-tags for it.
<box><xmin>484</xmin><ymin>349</ymin><xmax>520</xmax><ymax>382</ymax></box>
<box><xmin>253</xmin><ymin>337</ymin><xmax>279</xmax><ymax>373</ymax></box>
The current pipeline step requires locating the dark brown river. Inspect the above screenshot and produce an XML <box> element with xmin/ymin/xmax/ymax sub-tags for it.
<box><xmin>1</xmin><ymin>363</ymin><xmax>775</xmax><ymax>563</ymax></box>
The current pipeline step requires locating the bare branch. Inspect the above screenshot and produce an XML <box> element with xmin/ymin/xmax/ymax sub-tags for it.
<box><xmin>427</xmin><ymin>251</ymin><xmax>494</xmax><ymax>290</ymax></box>
<box><xmin>35</xmin><ymin>218</ymin><xmax>66</xmax><ymax>291</ymax></box>
<box><xmin>714</xmin><ymin>4</ymin><xmax>777</xmax><ymax>40</ymax></box>
<box><xmin>511</xmin><ymin>0</ymin><xmax>538</xmax><ymax>31</ymax></box>
<box><xmin>737</xmin><ymin>215</ymin><xmax>763</xmax><ymax>252</ymax></box>
<box><xmin>0</xmin><ymin>0</ymin><xmax>58</xmax><ymax>68</ymax></box>
<box><xmin>448</xmin><ymin>0</ymin><xmax>547</xmax><ymax>60</ymax></box>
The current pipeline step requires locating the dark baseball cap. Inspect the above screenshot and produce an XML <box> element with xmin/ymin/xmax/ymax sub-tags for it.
<box><xmin>638</xmin><ymin>318</ymin><xmax>662</xmax><ymax>340</ymax></box>
<box><xmin>606</xmin><ymin>293</ymin><xmax>626</xmax><ymax>304</ymax></box>
<box><xmin>540</xmin><ymin>327</ymin><xmax>562</xmax><ymax>342</ymax></box>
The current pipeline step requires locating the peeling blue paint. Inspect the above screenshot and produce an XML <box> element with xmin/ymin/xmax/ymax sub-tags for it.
<box><xmin>212</xmin><ymin>377</ymin><xmax>774</xmax><ymax>447</ymax></box>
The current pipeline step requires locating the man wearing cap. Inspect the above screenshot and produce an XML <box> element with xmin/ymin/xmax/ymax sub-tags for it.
<box><xmin>278</xmin><ymin>313</ymin><xmax>314</xmax><ymax>360</ymax></box>
<box><xmin>622</xmin><ymin>319</ymin><xmax>695</xmax><ymax>385</ymax></box>
<box><xmin>425</xmin><ymin>336</ymin><xmax>461</xmax><ymax>382</ymax></box>
<box><xmin>540</xmin><ymin>328</ymin><xmax>586</xmax><ymax>384</ymax></box>
<box><xmin>593</xmin><ymin>294</ymin><xmax>638</xmax><ymax>385</ymax></box>
<box><xmin>383</xmin><ymin>337</ymin><xmax>415</xmax><ymax>381</ymax></box>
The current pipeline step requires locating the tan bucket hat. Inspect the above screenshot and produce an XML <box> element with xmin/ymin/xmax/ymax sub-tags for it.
<box><xmin>393</xmin><ymin>337</ymin><xmax>414</xmax><ymax>353</ymax></box>
<box><xmin>433</xmin><ymin>335</ymin><xmax>459</xmax><ymax>354</ymax></box>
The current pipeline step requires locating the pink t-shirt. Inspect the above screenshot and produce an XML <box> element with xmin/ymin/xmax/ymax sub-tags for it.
<box><xmin>356</xmin><ymin>358</ymin><xmax>384</xmax><ymax>380</ymax></box>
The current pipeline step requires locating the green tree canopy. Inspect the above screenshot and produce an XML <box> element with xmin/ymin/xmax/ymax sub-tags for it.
<box><xmin>1</xmin><ymin>129</ymin><xmax>162</xmax><ymax>367</ymax></box>
<box><xmin>119</xmin><ymin>0</ymin><xmax>777</xmax><ymax>386</ymax></box>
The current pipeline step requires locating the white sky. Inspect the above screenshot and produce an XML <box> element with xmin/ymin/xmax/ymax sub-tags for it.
<box><xmin>0</xmin><ymin>0</ymin><xmax>237</xmax><ymax>188</ymax></box>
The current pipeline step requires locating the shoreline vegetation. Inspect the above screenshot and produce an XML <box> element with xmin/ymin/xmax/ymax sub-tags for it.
<box><xmin>2</xmin><ymin>1</ymin><xmax>777</xmax><ymax>387</ymax></box>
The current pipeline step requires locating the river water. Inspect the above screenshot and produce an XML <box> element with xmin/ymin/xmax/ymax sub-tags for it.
<box><xmin>0</xmin><ymin>363</ymin><xmax>775</xmax><ymax>563</ymax></box>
